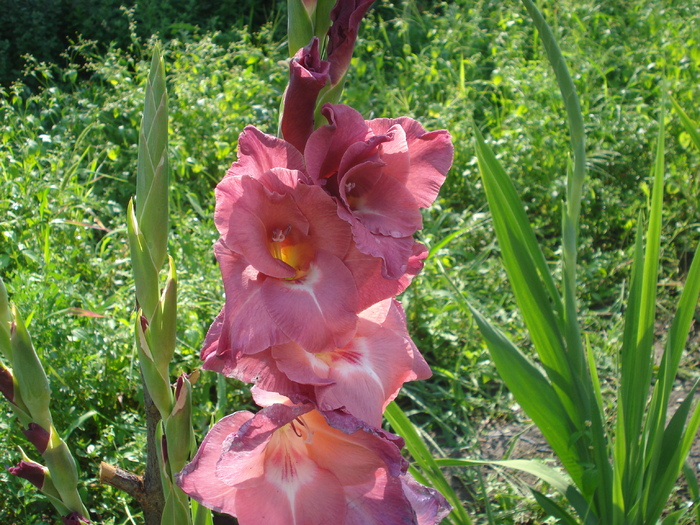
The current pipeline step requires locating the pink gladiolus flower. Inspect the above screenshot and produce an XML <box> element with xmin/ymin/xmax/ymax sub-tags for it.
<box><xmin>281</xmin><ymin>37</ymin><xmax>330</xmax><ymax>153</ymax></box>
<box><xmin>205</xmin><ymin>126</ymin><xmax>424</xmax><ymax>357</ymax></box>
<box><xmin>305</xmin><ymin>104</ymin><xmax>453</xmax><ymax>279</ymax></box>
<box><xmin>204</xmin><ymin>299</ymin><xmax>430</xmax><ymax>427</ymax></box>
<box><xmin>177</xmin><ymin>400</ymin><xmax>447</xmax><ymax>524</ymax></box>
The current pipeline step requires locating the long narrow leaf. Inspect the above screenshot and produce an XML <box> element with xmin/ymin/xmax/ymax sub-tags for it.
<box><xmin>384</xmin><ymin>402</ymin><xmax>472</xmax><ymax>525</ymax></box>
<box><xmin>467</xmin><ymin>304</ymin><xmax>585</xmax><ymax>488</ymax></box>
<box><xmin>670</xmin><ymin>95</ymin><xmax>700</xmax><ymax>152</ymax></box>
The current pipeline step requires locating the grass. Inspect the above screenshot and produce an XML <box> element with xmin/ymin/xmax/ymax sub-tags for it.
<box><xmin>1</xmin><ymin>1</ymin><xmax>699</xmax><ymax>523</ymax></box>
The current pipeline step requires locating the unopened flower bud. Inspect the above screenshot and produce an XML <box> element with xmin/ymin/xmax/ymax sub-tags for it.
<box><xmin>23</xmin><ymin>422</ymin><xmax>50</xmax><ymax>454</ymax></box>
<box><xmin>8</xmin><ymin>458</ymin><xmax>47</xmax><ymax>489</ymax></box>
<box><xmin>0</xmin><ymin>277</ymin><xmax>10</xmax><ymax>361</ymax></box>
<box><xmin>0</xmin><ymin>363</ymin><xmax>14</xmax><ymax>403</ymax></box>
<box><xmin>62</xmin><ymin>512</ymin><xmax>91</xmax><ymax>524</ymax></box>
<box><xmin>10</xmin><ymin>307</ymin><xmax>52</xmax><ymax>429</ymax></box>
<box><xmin>164</xmin><ymin>373</ymin><xmax>192</xmax><ymax>473</ymax></box>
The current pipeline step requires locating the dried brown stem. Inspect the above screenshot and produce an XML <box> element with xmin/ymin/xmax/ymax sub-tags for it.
<box><xmin>99</xmin><ymin>383</ymin><xmax>164</xmax><ymax>524</ymax></box>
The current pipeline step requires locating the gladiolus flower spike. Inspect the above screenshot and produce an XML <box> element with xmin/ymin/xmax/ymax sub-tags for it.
<box><xmin>187</xmin><ymin>28</ymin><xmax>454</xmax><ymax>519</ymax></box>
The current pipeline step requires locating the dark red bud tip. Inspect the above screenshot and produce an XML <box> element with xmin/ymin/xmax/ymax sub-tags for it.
<box><xmin>10</xmin><ymin>321</ymin><xmax>16</xmax><ymax>336</ymax></box>
<box><xmin>140</xmin><ymin>315</ymin><xmax>149</xmax><ymax>332</ymax></box>
<box><xmin>161</xmin><ymin>434</ymin><xmax>169</xmax><ymax>465</ymax></box>
<box><xmin>8</xmin><ymin>460</ymin><xmax>45</xmax><ymax>489</ymax></box>
<box><xmin>23</xmin><ymin>422</ymin><xmax>50</xmax><ymax>454</ymax></box>
<box><xmin>62</xmin><ymin>512</ymin><xmax>92</xmax><ymax>524</ymax></box>
<box><xmin>0</xmin><ymin>365</ymin><xmax>14</xmax><ymax>403</ymax></box>
<box><xmin>174</xmin><ymin>373</ymin><xmax>187</xmax><ymax>399</ymax></box>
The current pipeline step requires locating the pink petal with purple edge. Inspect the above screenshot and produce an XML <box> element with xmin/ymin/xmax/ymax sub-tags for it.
<box><xmin>303</xmin><ymin>409</ymin><xmax>406</xmax><ymax>484</ymax></box>
<box><xmin>401</xmin><ymin>473</ymin><xmax>452</xmax><ymax>525</ymax></box>
<box><xmin>305</xmin><ymin>104</ymin><xmax>369</xmax><ymax>183</ymax></box>
<box><xmin>368</xmin><ymin>117</ymin><xmax>453</xmax><ymax>208</ymax></box>
<box><xmin>261</xmin><ymin>250</ymin><xmax>359</xmax><ymax>353</ymax></box>
<box><xmin>344</xmin><ymin>241</ymin><xmax>427</xmax><ymax>309</ymax></box>
<box><xmin>236</xmin><ymin>346</ymin><xmax>320</xmax><ymax>404</ymax></box>
<box><xmin>226</xmin><ymin>126</ymin><xmax>305</xmax><ymax>180</ymax></box>
<box><xmin>339</xmin><ymin>158</ymin><xmax>422</xmax><ymax>237</ymax></box>
<box><xmin>176</xmin><ymin>411</ymin><xmax>255</xmax><ymax>516</ymax></box>
<box><xmin>343</xmin><ymin>469</ymin><xmax>419</xmax><ymax>525</ymax></box>
<box><xmin>214</xmin><ymin>241</ymin><xmax>290</xmax><ymax>355</ymax></box>
<box><xmin>216</xmin><ymin>405</ymin><xmax>314</xmax><ymax>486</ymax></box>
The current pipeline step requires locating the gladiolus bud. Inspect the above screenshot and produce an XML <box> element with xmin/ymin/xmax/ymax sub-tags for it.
<box><xmin>326</xmin><ymin>0</ymin><xmax>376</xmax><ymax>85</ymax></box>
<box><xmin>281</xmin><ymin>37</ymin><xmax>330</xmax><ymax>153</ymax></box>
<box><xmin>0</xmin><ymin>363</ymin><xmax>14</xmax><ymax>403</ymax></box>
<box><xmin>287</xmin><ymin>0</ymin><xmax>315</xmax><ymax>56</ymax></box>
<box><xmin>164</xmin><ymin>373</ymin><xmax>193</xmax><ymax>473</ymax></box>
<box><xmin>135</xmin><ymin>312</ymin><xmax>173</xmax><ymax>419</ymax></box>
<box><xmin>23</xmin><ymin>422</ymin><xmax>50</xmax><ymax>454</ymax></box>
<box><xmin>10</xmin><ymin>306</ymin><xmax>52</xmax><ymax>430</ymax></box>
<box><xmin>62</xmin><ymin>512</ymin><xmax>91</xmax><ymax>524</ymax></box>
<box><xmin>145</xmin><ymin>257</ymin><xmax>177</xmax><ymax>376</ymax></box>
<box><xmin>9</xmin><ymin>458</ymin><xmax>47</xmax><ymax>489</ymax></box>
<box><xmin>0</xmin><ymin>277</ymin><xmax>11</xmax><ymax>361</ymax></box>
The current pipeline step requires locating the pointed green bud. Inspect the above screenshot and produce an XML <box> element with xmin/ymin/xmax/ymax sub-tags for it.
<box><xmin>312</xmin><ymin>0</ymin><xmax>336</xmax><ymax>42</ymax></box>
<box><xmin>164</xmin><ymin>373</ymin><xmax>192</xmax><ymax>474</ymax></box>
<box><xmin>0</xmin><ymin>277</ymin><xmax>12</xmax><ymax>362</ymax></box>
<box><xmin>15</xmin><ymin>446</ymin><xmax>68</xmax><ymax>513</ymax></box>
<box><xmin>43</xmin><ymin>427</ymin><xmax>89</xmax><ymax>517</ymax></box>
<box><xmin>127</xmin><ymin>199</ymin><xmax>160</xmax><ymax>319</ymax></box>
<box><xmin>0</xmin><ymin>364</ymin><xmax>32</xmax><ymax>425</ymax></box>
<box><xmin>10</xmin><ymin>306</ymin><xmax>52</xmax><ymax>430</ymax></box>
<box><xmin>146</xmin><ymin>256</ymin><xmax>177</xmax><ymax>376</ymax></box>
<box><xmin>288</xmin><ymin>0</ymin><xmax>315</xmax><ymax>56</ymax></box>
<box><xmin>136</xmin><ymin>44</ymin><xmax>169</xmax><ymax>275</ymax></box>
<box><xmin>135</xmin><ymin>312</ymin><xmax>173</xmax><ymax>419</ymax></box>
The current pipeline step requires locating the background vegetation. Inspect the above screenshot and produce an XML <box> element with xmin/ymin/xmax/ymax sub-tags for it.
<box><xmin>1</xmin><ymin>0</ymin><xmax>698</xmax><ymax>523</ymax></box>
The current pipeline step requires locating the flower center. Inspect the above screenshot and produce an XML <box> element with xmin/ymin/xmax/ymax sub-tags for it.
<box><xmin>269</xmin><ymin>225</ymin><xmax>313</xmax><ymax>279</ymax></box>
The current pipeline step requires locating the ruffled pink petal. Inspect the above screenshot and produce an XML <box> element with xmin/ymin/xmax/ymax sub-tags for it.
<box><xmin>368</xmin><ymin>117</ymin><xmax>453</xmax><ymax>208</ymax></box>
<box><xmin>271</xmin><ymin>343</ymin><xmax>334</xmax><ymax>386</ymax></box>
<box><xmin>343</xmin><ymin>468</ymin><xmax>418</xmax><ymax>525</ymax></box>
<box><xmin>176</xmin><ymin>411</ymin><xmax>255</xmax><ymax>516</ymax></box>
<box><xmin>401</xmin><ymin>473</ymin><xmax>452</xmax><ymax>525</ymax></box>
<box><xmin>313</xmin><ymin>308</ymin><xmax>421</xmax><ymax>426</ymax></box>
<box><xmin>226</xmin><ymin>126</ymin><xmax>305</xmax><ymax>180</ymax></box>
<box><xmin>338</xmin><ymin>159</ymin><xmax>422</xmax><ymax>237</ymax></box>
<box><xmin>305</xmin><ymin>104</ymin><xmax>370</xmax><ymax>183</ymax></box>
<box><xmin>261</xmin><ymin>250</ymin><xmax>359</xmax><ymax>353</ymax></box>
<box><xmin>344</xmin><ymin>241</ymin><xmax>427</xmax><ymax>311</ymax></box>
<box><xmin>214</xmin><ymin>240</ymin><xmax>290</xmax><ymax>355</ymax></box>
